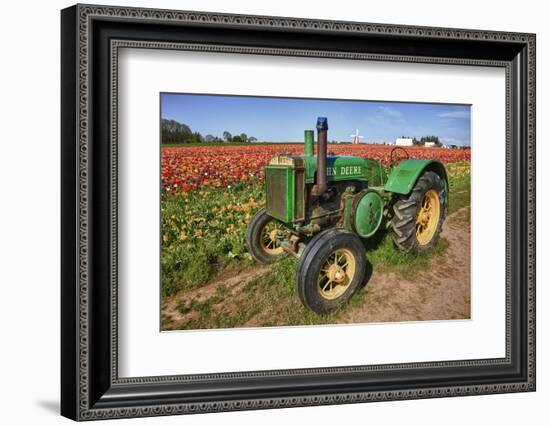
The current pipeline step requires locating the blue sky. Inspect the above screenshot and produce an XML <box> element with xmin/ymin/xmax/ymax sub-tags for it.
<box><xmin>161</xmin><ymin>93</ymin><xmax>471</xmax><ymax>146</ymax></box>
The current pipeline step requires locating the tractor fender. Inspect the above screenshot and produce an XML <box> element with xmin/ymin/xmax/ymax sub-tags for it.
<box><xmin>384</xmin><ymin>159</ymin><xmax>448</xmax><ymax>198</ymax></box>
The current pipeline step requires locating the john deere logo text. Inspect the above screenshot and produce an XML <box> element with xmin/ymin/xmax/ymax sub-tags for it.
<box><xmin>326</xmin><ymin>166</ymin><xmax>362</xmax><ymax>176</ymax></box>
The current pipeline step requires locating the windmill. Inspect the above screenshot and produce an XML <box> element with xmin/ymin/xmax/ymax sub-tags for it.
<box><xmin>350</xmin><ymin>129</ymin><xmax>363</xmax><ymax>145</ymax></box>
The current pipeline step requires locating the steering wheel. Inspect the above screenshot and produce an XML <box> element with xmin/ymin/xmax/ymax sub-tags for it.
<box><xmin>388</xmin><ymin>146</ymin><xmax>410</xmax><ymax>169</ymax></box>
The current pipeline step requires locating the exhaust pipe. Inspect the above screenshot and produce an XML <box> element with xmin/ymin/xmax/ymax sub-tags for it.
<box><xmin>304</xmin><ymin>130</ymin><xmax>314</xmax><ymax>157</ymax></box>
<box><xmin>311</xmin><ymin>117</ymin><xmax>328</xmax><ymax>197</ymax></box>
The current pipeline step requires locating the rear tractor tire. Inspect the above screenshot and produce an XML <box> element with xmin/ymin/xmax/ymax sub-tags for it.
<box><xmin>391</xmin><ymin>171</ymin><xmax>447</xmax><ymax>254</ymax></box>
<box><xmin>296</xmin><ymin>229</ymin><xmax>367</xmax><ymax>314</ymax></box>
<box><xmin>246</xmin><ymin>208</ymin><xmax>288</xmax><ymax>264</ymax></box>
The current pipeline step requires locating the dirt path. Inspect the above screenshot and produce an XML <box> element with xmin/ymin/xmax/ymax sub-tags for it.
<box><xmin>337</xmin><ymin>207</ymin><xmax>471</xmax><ymax>324</ymax></box>
<box><xmin>163</xmin><ymin>207</ymin><xmax>470</xmax><ymax>329</ymax></box>
<box><xmin>162</xmin><ymin>265</ymin><xmax>271</xmax><ymax>329</ymax></box>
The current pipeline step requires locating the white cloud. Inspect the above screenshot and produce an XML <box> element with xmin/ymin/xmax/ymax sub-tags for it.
<box><xmin>378</xmin><ymin>106</ymin><xmax>403</xmax><ymax>118</ymax></box>
<box><xmin>437</xmin><ymin>110</ymin><xmax>470</xmax><ymax>119</ymax></box>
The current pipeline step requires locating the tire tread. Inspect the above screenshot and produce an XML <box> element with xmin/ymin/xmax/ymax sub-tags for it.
<box><xmin>390</xmin><ymin>171</ymin><xmax>447</xmax><ymax>254</ymax></box>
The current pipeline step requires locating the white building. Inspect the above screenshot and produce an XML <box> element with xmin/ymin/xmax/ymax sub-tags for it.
<box><xmin>424</xmin><ymin>141</ymin><xmax>437</xmax><ymax>147</ymax></box>
<box><xmin>395</xmin><ymin>137</ymin><xmax>413</xmax><ymax>146</ymax></box>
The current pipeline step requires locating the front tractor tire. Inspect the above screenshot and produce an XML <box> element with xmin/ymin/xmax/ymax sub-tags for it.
<box><xmin>391</xmin><ymin>171</ymin><xmax>447</xmax><ymax>254</ymax></box>
<box><xmin>246</xmin><ymin>208</ymin><xmax>288</xmax><ymax>264</ymax></box>
<box><xmin>297</xmin><ymin>229</ymin><xmax>367</xmax><ymax>314</ymax></box>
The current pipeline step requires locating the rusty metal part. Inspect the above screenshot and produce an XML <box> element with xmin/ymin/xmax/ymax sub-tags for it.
<box><xmin>298</xmin><ymin>222</ymin><xmax>321</xmax><ymax>237</ymax></box>
<box><xmin>280</xmin><ymin>234</ymin><xmax>302</xmax><ymax>257</ymax></box>
<box><xmin>311</xmin><ymin>117</ymin><xmax>328</xmax><ymax>198</ymax></box>
<box><xmin>309</xmin><ymin>207</ymin><xmax>343</xmax><ymax>222</ymax></box>
<box><xmin>290</xmin><ymin>235</ymin><xmax>300</xmax><ymax>253</ymax></box>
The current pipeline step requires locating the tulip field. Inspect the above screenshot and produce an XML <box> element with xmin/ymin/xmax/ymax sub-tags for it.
<box><xmin>160</xmin><ymin>143</ymin><xmax>471</xmax><ymax>330</ymax></box>
<box><xmin>162</xmin><ymin>143</ymin><xmax>470</xmax><ymax>194</ymax></box>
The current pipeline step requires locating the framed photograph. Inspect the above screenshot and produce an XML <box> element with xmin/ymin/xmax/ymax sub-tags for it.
<box><xmin>61</xmin><ymin>4</ymin><xmax>536</xmax><ymax>421</ymax></box>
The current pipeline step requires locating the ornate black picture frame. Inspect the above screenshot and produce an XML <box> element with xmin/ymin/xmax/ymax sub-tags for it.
<box><xmin>61</xmin><ymin>4</ymin><xmax>536</xmax><ymax>421</ymax></box>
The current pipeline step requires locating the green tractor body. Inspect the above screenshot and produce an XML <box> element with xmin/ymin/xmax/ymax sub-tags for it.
<box><xmin>265</xmin><ymin>155</ymin><xmax>381</xmax><ymax>223</ymax></box>
<box><xmin>246</xmin><ymin>117</ymin><xmax>448</xmax><ymax>314</ymax></box>
<box><xmin>264</xmin><ymin>151</ymin><xmax>447</xmax><ymax>242</ymax></box>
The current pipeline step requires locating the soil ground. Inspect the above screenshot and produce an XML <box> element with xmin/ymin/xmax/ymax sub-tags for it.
<box><xmin>162</xmin><ymin>207</ymin><xmax>470</xmax><ymax>330</ymax></box>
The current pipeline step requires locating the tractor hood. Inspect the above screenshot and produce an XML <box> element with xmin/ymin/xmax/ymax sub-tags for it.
<box><xmin>267</xmin><ymin>154</ymin><xmax>387</xmax><ymax>187</ymax></box>
<box><xmin>302</xmin><ymin>155</ymin><xmax>367</xmax><ymax>183</ymax></box>
<box><xmin>269</xmin><ymin>154</ymin><xmax>368</xmax><ymax>183</ymax></box>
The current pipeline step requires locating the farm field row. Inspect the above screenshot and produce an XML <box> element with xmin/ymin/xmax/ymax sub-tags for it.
<box><xmin>162</xmin><ymin>144</ymin><xmax>470</xmax><ymax>194</ymax></box>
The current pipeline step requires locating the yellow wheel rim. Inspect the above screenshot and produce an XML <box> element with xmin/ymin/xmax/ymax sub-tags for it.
<box><xmin>260</xmin><ymin>221</ymin><xmax>285</xmax><ymax>255</ymax></box>
<box><xmin>415</xmin><ymin>190</ymin><xmax>441</xmax><ymax>246</ymax></box>
<box><xmin>317</xmin><ymin>249</ymin><xmax>356</xmax><ymax>300</ymax></box>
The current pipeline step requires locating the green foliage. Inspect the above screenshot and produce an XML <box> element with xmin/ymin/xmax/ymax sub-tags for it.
<box><xmin>445</xmin><ymin>162</ymin><xmax>471</xmax><ymax>215</ymax></box>
<box><xmin>160</xmin><ymin>120</ymin><xmax>257</xmax><ymax>145</ymax></box>
<box><xmin>365</xmin><ymin>232</ymin><xmax>449</xmax><ymax>277</ymax></box>
<box><xmin>161</xmin><ymin>183</ymin><xmax>265</xmax><ymax>296</ymax></box>
<box><xmin>419</xmin><ymin>135</ymin><xmax>442</xmax><ymax>147</ymax></box>
<box><xmin>161</xmin><ymin>119</ymin><xmax>193</xmax><ymax>144</ymax></box>
<box><xmin>230</xmin><ymin>133</ymin><xmax>257</xmax><ymax>143</ymax></box>
<box><xmin>411</xmin><ymin>135</ymin><xmax>443</xmax><ymax>147</ymax></box>
<box><xmin>204</xmin><ymin>134</ymin><xmax>216</xmax><ymax>142</ymax></box>
<box><xmin>191</xmin><ymin>132</ymin><xmax>203</xmax><ymax>143</ymax></box>
<box><xmin>173</xmin><ymin>257</ymin><xmax>299</xmax><ymax>330</ymax></box>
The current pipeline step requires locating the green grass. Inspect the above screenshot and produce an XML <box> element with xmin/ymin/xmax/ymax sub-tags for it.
<box><xmin>173</xmin><ymin>257</ymin><xmax>334</xmax><ymax>330</ymax></box>
<box><xmin>365</xmin><ymin>232</ymin><xmax>449</xmax><ymax>277</ymax></box>
<box><xmin>161</xmin><ymin>183</ymin><xmax>264</xmax><ymax>297</ymax></box>
<box><xmin>446</xmin><ymin>162</ymin><xmax>471</xmax><ymax>215</ymax></box>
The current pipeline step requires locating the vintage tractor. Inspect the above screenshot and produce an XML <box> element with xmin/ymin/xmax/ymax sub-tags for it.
<box><xmin>246</xmin><ymin>117</ymin><xmax>447</xmax><ymax>314</ymax></box>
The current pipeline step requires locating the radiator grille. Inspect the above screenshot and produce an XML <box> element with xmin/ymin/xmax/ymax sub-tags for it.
<box><xmin>266</xmin><ymin>168</ymin><xmax>290</xmax><ymax>222</ymax></box>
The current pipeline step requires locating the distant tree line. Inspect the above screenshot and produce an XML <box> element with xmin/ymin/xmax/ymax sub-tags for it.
<box><xmin>222</xmin><ymin>131</ymin><xmax>257</xmax><ymax>143</ymax></box>
<box><xmin>410</xmin><ymin>135</ymin><xmax>443</xmax><ymax>147</ymax></box>
<box><xmin>161</xmin><ymin>119</ymin><xmax>257</xmax><ymax>144</ymax></box>
<box><xmin>161</xmin><ymin>119</ymin><xmax>193</xmax><ymax>143</ymax></box>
